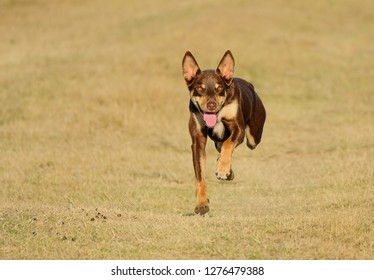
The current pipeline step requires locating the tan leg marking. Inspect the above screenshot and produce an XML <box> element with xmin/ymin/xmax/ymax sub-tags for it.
<box><xmin>215</xmin><ymin>139</ymin><xmax>235</xmax><ymax>180</ymax></box>
<box><xmin>245</xmin><ymin>125</ymin><xmax>257</xmax><ymax>149</ymax></box>
<box><xmin>194</xmin><ymin>180</ymin><xmax>209</xmax><ymax>215</ymax></box>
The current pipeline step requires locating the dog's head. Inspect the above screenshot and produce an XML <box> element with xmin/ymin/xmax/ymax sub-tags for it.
<box><xmin>182</xmin><ymin>50</ymin><xmax>235</xmax><ymax>127</ymax></box>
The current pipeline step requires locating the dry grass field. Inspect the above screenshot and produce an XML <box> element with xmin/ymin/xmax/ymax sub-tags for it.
<box><xmin>0</xmin><ymin>0</ymin><xmax>373</xmax><ymax>259</ymax></box>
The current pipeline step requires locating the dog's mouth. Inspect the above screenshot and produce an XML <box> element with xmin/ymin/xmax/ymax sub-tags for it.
<box><xmin>203</xmin><ymin>112</ymin><xmax>217</xmax><ymax>128</ymax></box>
<box><xmin>194</xmin><ymin>101</ymin><xmax>219</xmax><ymax>128</ymax></box>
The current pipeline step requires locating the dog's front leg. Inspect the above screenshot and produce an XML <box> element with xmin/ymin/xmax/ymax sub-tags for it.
<box><xmin>189</xmin><ymin>114</ymin><xmax>209</xmax><ymax>215</ymax></box>
<box><xmin>216</xmin><ymin>124</ymin><xmax>245</xmax><ymax>180</ymax></box>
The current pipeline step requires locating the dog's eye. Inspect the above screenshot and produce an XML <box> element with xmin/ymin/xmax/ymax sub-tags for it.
<box><xmin>215</xmin><ymin>84</ymin><xmax>223</xmax><ymax>92</ymax></box>
<box><xmin>194</xmin><ymin>88</ymin><xmax>203</xmax><ymax>96</ymax></box>
<box><xmin>197</xmin><ymin>85</ymin><xmax>206</xmax><ymax>93</ymax></box>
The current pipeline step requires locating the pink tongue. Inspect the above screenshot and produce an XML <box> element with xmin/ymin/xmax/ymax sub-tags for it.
<box><xmin>203</xmin><ymin>113</ymin><xmax>217</xmax><ymax>127</ymax></box>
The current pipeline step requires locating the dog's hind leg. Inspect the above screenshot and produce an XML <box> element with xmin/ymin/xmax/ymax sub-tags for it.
<box><xmin>246</xmin><ymin>97</ymin><xmax>266</xmax><ymax>149</ymax></box>
<box><xmin>214</xmin><ymin>141</ymin><xmax>223</xmax><ymax>153</ymax></box>
<box><xmin>245</xmin><ymin>125</ymin><xmax>257</xmax><ymax>150</ymax></box>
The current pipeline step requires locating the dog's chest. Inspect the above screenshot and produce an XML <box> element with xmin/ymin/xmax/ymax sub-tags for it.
<box><xmin>211</xmin><ymin>121</ymin><xmax>226</xmax><ymax>139</ymax></box>
<box><xmin>209</xmin><ymin>100</ymin><xmax>238</xmax><ymax>139</ymax></box>
<box><xmin>219</xmin><ymin>100</ymin><xmax>238</xmax><ymax>120</ymax></box>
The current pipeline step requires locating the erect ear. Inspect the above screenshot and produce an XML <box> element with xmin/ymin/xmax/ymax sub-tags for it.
<box><xmin>182</xmin><ymin>51</ymin><xmax>201</xmax><ymax>85</ymax></box>
<box><xmin>216</xmin><ymin>50</ymin><xmax>235</xmax><ymax>85</ymax></box>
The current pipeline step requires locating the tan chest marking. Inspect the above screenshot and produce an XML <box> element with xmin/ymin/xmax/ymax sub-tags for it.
<box><xmin>212</xmin><ymin>100</ymin><xmax>238</xmax><ymax>139</ymax></box>
<box><xmin>212</xmin><ymin>121</ymin><xmax>226</xmax><ymax>139</ymax></box>
<box><xmin>218</xmin><ymin>100</ymin><xmax>238</xmax><ymax>120</ymax></box>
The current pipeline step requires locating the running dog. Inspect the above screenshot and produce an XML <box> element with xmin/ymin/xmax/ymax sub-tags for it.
<box><xmin>182</xmin><ymin>50</ymin><xmax>266</xmax><ymax>215</ymax></box>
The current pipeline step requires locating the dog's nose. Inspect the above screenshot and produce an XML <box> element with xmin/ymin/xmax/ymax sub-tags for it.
<box><xmin>207</xmin><ymin>101</ymin><xmax>217</xmax><ymax>111</ymax></box>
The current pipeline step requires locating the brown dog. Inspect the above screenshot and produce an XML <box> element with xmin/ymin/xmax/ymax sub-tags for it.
<box><xmin>182</xmin><ymin>50</ymin><xmax>266</xmax><ymax>215</ymax></box>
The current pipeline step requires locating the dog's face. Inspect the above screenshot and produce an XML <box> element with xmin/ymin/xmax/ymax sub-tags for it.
<box><xmin>188</xmin><ymin>71</ymin><xmax>226</xmax><ymax>114</ymax></box>
<box><xmin>182</xmin><ymin>51</ymin><xmax>235</xmax><ymax>127</ymax></box>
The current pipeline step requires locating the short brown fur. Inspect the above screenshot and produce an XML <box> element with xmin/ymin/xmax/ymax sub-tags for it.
<box><xmin>182</xmin><ymin>50</ymin><xmax>266</xmax><ymax>215</ymax></box>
